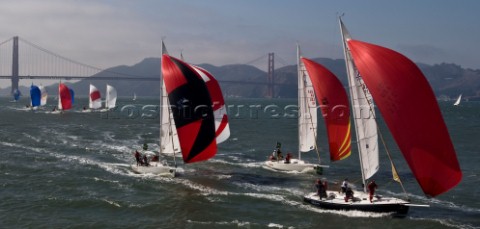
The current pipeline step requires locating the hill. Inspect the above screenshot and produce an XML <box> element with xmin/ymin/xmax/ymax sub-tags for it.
<box><xmin>1</xmin><ymin>57</ymin><xmax>479</xmax><ymax>100</ymax></box>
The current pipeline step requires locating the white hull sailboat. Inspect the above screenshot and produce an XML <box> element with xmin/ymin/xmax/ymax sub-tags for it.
<box><xmin>263</xmin><ymin>45</ymin><xmax>324</xmax><ymax>173</ymax></box>
<box><xmin>131</xmin><ymin>41</ymin><xmax>177</xmax><ymax>176</ymax></box>
<box><xmin>304</xmin><ymin>18</ymin><xmax>461</xmax><ymax>215</ymax></box>
<box><xmin>131</xmin><ymin>40</ymin><xmax>229</xmax><ymax>176</ymax></box>
<box><xmin>131</xmin><ymin>150</ymin><xmax>176</xmax><ymax>177</ymax></box>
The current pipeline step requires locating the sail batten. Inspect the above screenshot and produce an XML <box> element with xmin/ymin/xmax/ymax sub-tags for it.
<box><xmin>347</xmin><ymin>39</ymin><xmax>462</xmax><ymax>197</ymax></box>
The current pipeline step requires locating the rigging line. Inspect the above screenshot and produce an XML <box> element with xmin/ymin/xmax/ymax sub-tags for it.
<box><xmin>0</xmin><ymin>37</ymin><xmax>13</xmax><ymax>46</ymax></box>
<box><xmin>18</xmin><ymin>37</ymin><xmax>147</xmax><ymax>78</ymax></box>
<box><xmin>355</xmin><ymin>74</ymin><xmax>410</xmax><ymax>201</ymax></box>
<box><xmin>244</xmin><ymin>54</ymin><xmax>267</xmax><ymax>66</ymax></box>
<box><xmin>275</xmin><ymin>55</ymin><xmax>288</xmax><ymax>67</ymax></box>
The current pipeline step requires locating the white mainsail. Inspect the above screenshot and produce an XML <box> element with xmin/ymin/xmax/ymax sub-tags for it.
<box><xmin>297</xmin><ymin>45</ymin><xmax>318</xmax><ymax>159</ymax></box>
<box><xmin>453</xmin><ymin>94</ymin><xmax>462</xmax><ymax>106</ymax></box>
<box><xmin>39</xmin><ymin>85</ymin><xmax>48</xmax><ymax>106</ymax></box>
<box><xmin>340</xmin><ymin>19</ymin><xmax>379</xmax><ymax>181</ymax></box>
<box><xmin>159</xmin><ymin>40</ymin><xmax>181</xmax><ymax>155</ymax></box>
<box><xmin>89</xmin><ymin>84</ymin><xmax>102</xmax><ymax>109</ymax></box>
<box><xmin>105</xmin><ymin>84</ymin><xmax>117</xmax><ymax>109</ymax></box>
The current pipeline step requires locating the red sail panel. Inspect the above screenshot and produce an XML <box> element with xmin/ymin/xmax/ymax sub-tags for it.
<box><xmin>161</xmin><ymin>54</ymin><xmax>217</xmax><ymax>163</ymax></box>
<box><xmin>90</xmin><ymin>90</ymin><xmax>101</xmax><ymax>101</ymax></box>
<box><xmin>301</xmin><ymin>57</ymin><xmax>351</xmax><ymax>161</ymax></box>
<box><xmin>347</xmin><ymin>39</ymin><xmax>462</xmax><ymax>197</ymax></box>
<box><xmin>59</xmin><ymin>83</ymin><xmax>72</xmax><ymax>110</ymax></box>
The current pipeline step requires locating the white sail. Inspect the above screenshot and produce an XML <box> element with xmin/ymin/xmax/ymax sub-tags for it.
<box><xmin>453</xmin><ymin>94</ymin><xmax>462</xmax><ymax>106</ymax></box>
<box><xmin>297</xmin><ymin>45</ymin><xmax>317</xmax><ymax>156</ymax></box>
<box><xmin>89</xmin><ymin>84</ymin><xmax>102</xmax><ymax>109</ymax></box>
<box><xmin>39</xmin><ymin>85</ymin><xmax>47</xmax><ymax>106</ymax></box>
<box><xmin>57</xmin><ymin>83</ymin><xmax>62</xmax><ymax>110</ymax></box>
<box><xmin>159</xmin><ymin>40</ymin><xmax>181</xmax><ymax>155</ymax></box>
<box><xmin>133</xmin><ymin>93</ymin><xmax>136</xmax><ymax>101</ymax></box>
<box><xmin>105</xmin><ymin>84</ymin><xmax>117</xmax><ymax>109</ymax></box>
<box><xmin>340</xmin><ymin>19</ymin><xmax>379</xmax><ymax>180</ymax></box>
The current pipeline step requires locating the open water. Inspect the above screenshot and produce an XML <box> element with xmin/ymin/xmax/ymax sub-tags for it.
<box><xmin>0</xmin><ymin>97</ymin><xmax>478</xmax><ymax>229</ymax></box>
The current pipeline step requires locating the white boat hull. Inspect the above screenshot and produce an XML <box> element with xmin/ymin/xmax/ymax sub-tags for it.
<box><xmin>131</xmin><ymin>161</ymin><xmax>176</xmax><ymax>177</ymax></box>
<box><xmin>303</xmin><ymin>191</ymin><xmax>410</xmax><ymax>215</ymax></box>
<box><xmin>264</xmin><ymin>159</ymin><xmax>317</xmax><ymax>172</ymax></box>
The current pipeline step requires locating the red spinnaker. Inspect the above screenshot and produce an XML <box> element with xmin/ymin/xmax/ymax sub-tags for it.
<box><xmin>59</xmin><ymin>83</ymin><xmax>72</xmax><ymax>110</ymax></box>
<box><xmin>161</xmin><ymin>54</ymin><xmax>217</xmax><ymax>163</ymax></box>
<box><xmin>302</xmin><ymin>57</ymin><xmax>351</xmax><ymax>161</ymax></box>
<box><xmin>347</xmin><ymin>39</ymin><xmax>462</xmax><ymax>197</ymax></box>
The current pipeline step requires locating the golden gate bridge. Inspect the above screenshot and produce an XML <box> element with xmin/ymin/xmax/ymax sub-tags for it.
<box><xmin>0</xmin><ymin>36</ymin><xmax>287</xmax><ymax>98</ymax></box>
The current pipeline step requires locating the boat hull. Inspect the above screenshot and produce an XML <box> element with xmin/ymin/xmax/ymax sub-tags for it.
<box><xmin>303</xmin><ymin>191</ymin><xmax>409</xmax><ymax>216</ymax></box>
<box><xmin>264</xmin><ymin>159</ymin><xmax>316</xmax><ymax>172</ymax></box>
<box><xmin>131</xmin><ymin>162</ymin><xmax>176</xmax><ymax>177</ymax></box>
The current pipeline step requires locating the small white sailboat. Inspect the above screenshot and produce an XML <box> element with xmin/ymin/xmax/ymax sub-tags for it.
<box><xmin>453</xmin><ymin>94</ymin><xmax>462</xmax><ymax>106</ymax></box>
<box><xmin>83</xmin><ymin>84</ymin><xmax>102</xmax><ymax>112</ymax></box>
<box><xmin>132</xmin><ymin>92</ymin><xmax>136</xmax><ymax>101</ymax></box>
<box><xmin>105</xmin><ymin>84</ymin><xmax>117</xmax><ymax>109</ymax></box>
<box><xmin>39</xmin><ymin>85</ymin><xmax>48</xmax><ymax>106</ymax></box>
<box><xmin>263</xmin><ymin>45</ymin><xmax>326</xmax><ymax>173</ymax></box>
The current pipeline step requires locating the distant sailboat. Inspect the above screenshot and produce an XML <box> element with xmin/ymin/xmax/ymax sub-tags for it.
<box><xmin>30</xmin><ymin>85</ymin><xmax>41</xmax><ymax>109</ymax></box>
<box><xmin>304</xmin><ymin>18</ymin><xmax>461</xmax><ymax>215</ymax></box>
<box><xmin>453</xmin><ymin>94</ymin><xmax>462</xmax><ymax>106</ymax></box>
<box><xmin>39</xmin><ymin>86</ymin><xmax>48</xmax><ymax>106</ymax></box>
<box><xmin>132</xmin><ymin>92</ymin><xmax>136</xmax><ymax>101</ymax></box>
<box><xmin>105</xmin><ymin>84</ymin><xmax>117</xmax><ymax>110</ymax></box>
<box><xmin>86</xmin><ymin>84</ymin><xmax>102</xmax><ymax>112</ymax></box>
<box><xmin>56</xmin><ymin>83</ymin><xmax>74</xmax><ymax>112</ymax></box>
<box><xmin>11</xmin><ymin>89</ymin><xmax>21</xmax><ymax>102</ymax></box>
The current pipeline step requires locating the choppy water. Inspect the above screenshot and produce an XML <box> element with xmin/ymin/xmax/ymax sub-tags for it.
<box><xmin>0</xmin><ymin>97</ymin><xmax>479</xmax><ymax>228</ymax></box>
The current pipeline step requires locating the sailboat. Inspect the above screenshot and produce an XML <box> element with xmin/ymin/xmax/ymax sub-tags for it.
<box><xmin>264</xmin><ymin>45</ymin><xmax>331</xmax><ymax>173</ymax></box>
<box><xmin>11</xmin><ymin>89</ymin><xmax>21</xmax><ymax>102</ymax></box>
<box><xmin>39</xmin><ymin>85</ymin><xmax>48</xmax><ymax>106</ymax></box>
<box><xmin>131</xmin><ymin>40</ymin><xmax>229</xmax><ymax>176</ymax></box>
<box><xmin>54</xmin><ymin>83</ymin><xmax>74</xmax><ymax>113</ymax></box>
<box><xmin>83</xmin><ymin>84</ymin><xmax>102</xmax><ymax>112</ymax></box>
<box><xmin>453</xmin><ymin>94</ymin><xmax>462</xmax><ymax>106</ymax></box>
<box><xmin>303</xmin><ymin>18</ymin><xmax>462</xmax><ymax>215</ymax></box>
<box><xmin>133</xmin><ymin>92</ymin><xmax>136</xmax><ymax>101</ymax></box>
<box><xmin>30</xmin><ymin>85</ymin><xmax>47</xmax><ymax>110</ymax></box>
<box><xmin>105</xmin><ymin>84</ymin><xmax>117</xmax><ymax>110</ymax></box>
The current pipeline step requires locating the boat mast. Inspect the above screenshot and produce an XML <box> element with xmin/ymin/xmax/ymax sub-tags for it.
<box><xmin>296</xmin><ymin>44</ymin><xmax>303</xmax><ymax>161</ymax></box>
<box><xmin>160</xmin><ymin>39</ymin><xmax>177</xmax><ymax>167</ymax></box>
<box><xmin>339</xmin><ymin>17</ymin><xmax>368</xmax><ymax>193</ymax></box>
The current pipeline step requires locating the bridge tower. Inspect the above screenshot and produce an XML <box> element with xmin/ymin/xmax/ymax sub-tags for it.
<box><xmin>11</xmin><ymin>36</ymin><xmax>19</xmax><ymax>95</ymax></box>
<box><xmin>267</xmin><ymin>52</ymin><xmax>274</xmax><ymax>98</ymax></box>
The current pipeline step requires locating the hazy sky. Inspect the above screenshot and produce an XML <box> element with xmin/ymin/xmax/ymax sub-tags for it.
<box><xmin>0</xmin><ymin>0</ymin><xmax>479</xmax><ymax>76</ymax></box>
